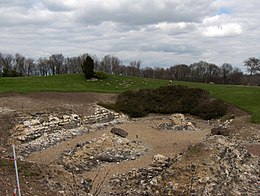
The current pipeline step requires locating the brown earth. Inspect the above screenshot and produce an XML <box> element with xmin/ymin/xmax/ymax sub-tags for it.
<box><xmin>0</xmin><ymin>92</ymin><xmax>259</xmax><ymax>195</ymax></box>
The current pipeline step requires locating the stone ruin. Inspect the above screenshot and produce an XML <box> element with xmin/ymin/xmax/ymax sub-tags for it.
<box><xmin>10</xmin><ymin>105</ymin><xmax>129</xmax><ymax>158</ymax></box>
<box><xmin>157</xmin><ymin>113</ymin><xmax>198</xmax><ymax>131</ymax></box>
<box><xmin>109</xmin><ymin>135</ymin><xmax>260</xmax><ymax>195</ymax></box>
<box><xmin>58</xmin><ymin>132</ymin><xmax>148</xmax><ymax>173</ymax></box>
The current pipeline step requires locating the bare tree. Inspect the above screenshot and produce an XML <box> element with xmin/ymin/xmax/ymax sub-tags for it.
<box><xmin>204</xmin><ymin>63</ymin><xmax>221</xmax><ymax>83</ymax></box>
<box><xmin>244</xmin><ymin>57</ymin><xmax>260</xmax><ymax>75</ymax></box>
<box><xmin>141</xmin><ymin>67</ymin><xmax>154</xmax><ymax>78</ymax></box>
<box><xmin>153</xmin><ymin>67</ymin><xmax>166</xmax><ymax>79</ymax></box>
<box><xmin>230</xmin><ymin>67</ymin><xmax>243</xmax><ymax>84</ymax></box>
<box><xmin>221</xmin><ymin>63</ymin><xmax>233</xmax><ymax>84</ymax></box>
<box><xmin>100</xmin><ymin>55</ymin><xmax>121</xmax><ymax>74</ymax></box>
<box><xmin>189</xmin><ymin>61</ymin><xmax>207</xmax><ymax>82</ymax></box>
<box><xmin>0</xmin><ymin>53</ymin><xmax>15</xmax><ymax>76</ymax></box>
<box><xmin>128</xmin><ymin>60</ymin><xmax>141</xmax><ymax>76</ymax></box>
<box><xmin>25</xmin><ymin>58</ymin><xmax>36</xmax><ymax>76</ymax></box>
<box><xmin>49</xmin><ymin>54</ymin><xmax>64</xmax><ymax>75</ymax></box>
<box><xmin>14</xmin><ymin>53</ymin><xmax>26</xmax><ymax>76</ymax></box>
<box><xmin>65</xmin><ymin>57</ymin><xmax>81</xmax><ymax>74</ymax></box>
<box><xmin>37</xmin><ymin>57</ymin><xmax>50</xmax><ymax>76</ymax></box>
<box><xmin>169</xmin><ymin>64</ymin><xmax>190</xmax><ymax>81</ymax></box>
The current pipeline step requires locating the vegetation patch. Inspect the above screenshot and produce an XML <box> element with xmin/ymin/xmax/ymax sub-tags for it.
<box><xmin>113</xmin><ymin>85</ymin><xmax>227</xmax><ymax>119</ymax></box>
<box><xmin>93</xmin><ymin>71</ymin><xmax>108</xmax><ymax>80</ymax></box>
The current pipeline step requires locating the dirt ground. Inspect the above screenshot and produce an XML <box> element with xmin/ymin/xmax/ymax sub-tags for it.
<box><xmin>0</xmin><ymin>92</ymin><xmax>259</xmax><ymax>195</ymax></box>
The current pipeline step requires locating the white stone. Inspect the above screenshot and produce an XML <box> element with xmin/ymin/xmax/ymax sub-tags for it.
<box><xmin>63</xmin><ymin>115</ymin><xmax>71</xmax><ymax>120</ymax></box>
<box><xmin>153</xmin><ymin>154</ymin><xmax>168</xmax><ymax>163</ymax></box>
<box><xmin>170</xmin><ymin>113</ymin><xmax>185</xmax><ymax>125</ymax></box>
<box><xmin>30</xmin><ymin>119</ymin><xmax>41</xmax><ymax>125</ymax></box>
<box><xmin>23</xmin><ymin>121</ymin><xmax>31</xmax><ymax>126</ymax></box>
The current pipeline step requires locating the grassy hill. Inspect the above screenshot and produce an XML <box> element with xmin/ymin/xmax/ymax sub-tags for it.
<box><xmin>0</xmin><ymin>74</ymin><xmax>168</xmax><ymax>93</ymax></box>
<box><xmin>0</xmin><ymin>74</ymin><xmax>259</xmax><ymax>123</ymax></box>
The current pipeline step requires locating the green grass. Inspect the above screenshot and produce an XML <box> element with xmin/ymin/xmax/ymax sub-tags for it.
<box><xmin>0</xmin><ymin>74</ymin><xmax>259</xmax><ymax>123</ymax></box>
<box><xmin>0</xmin><ymin>74</ymin><xmax>168</xmax><ymax>93</ymax></box>
<box><xmin>173</xmin><ymin>81</ymin><xmax>260</xmax><ymax>123</ymax></box>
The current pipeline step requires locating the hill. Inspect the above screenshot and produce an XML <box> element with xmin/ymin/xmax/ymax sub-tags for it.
<box><xmin>0</xmin><ymin>74</ymin><xmax>259</xmax><ymax>123</ymax></box>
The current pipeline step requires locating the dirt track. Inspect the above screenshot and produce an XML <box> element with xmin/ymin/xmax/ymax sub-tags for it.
<box><xmin>0</xmin><ymin>92</ymin><xmax>117</xmax><ymax>116</ymax></box>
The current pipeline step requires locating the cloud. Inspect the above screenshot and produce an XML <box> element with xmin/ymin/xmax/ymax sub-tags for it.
<box><xmin>0</xmin><ymin>0</ymin><xmax>259</xmax><ymax>71</ymax></box>
<box><xmin>73</xmin><ymin>0</ymin><xmax>216</xmax><ymax>25</ymax></box>
<box><xmin>203</xmin><ymin>23</ymin><xmax>242</xmax><ymax>37</ymax></box>
<box><xmin>41</xmin><ymin>0</ymin><xmax>75</xmax><ymax>12</ymax></box>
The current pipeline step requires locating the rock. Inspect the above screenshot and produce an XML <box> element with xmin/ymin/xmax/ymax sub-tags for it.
<box><xmin>110</xmin><ymin>127</ymin><xmax>128</xmax><ymax>138</ymax></box>
<box><xmin>62</xmin><ymin>115</ymin><xmax>71</xmax><ymax>120</ymax></box>
<box><xmin>23</xmin><ymin>121</ymin><xmax>31</xmax><ymax>126</ymax></box>
<box><xmin>170</xmin><ymin>113</ymin><xmax>185</xmax><ymax>125</ymax></box>
<box><xmin>153</xmin><ymin>154</ymin><xmax>168</xmax><ymax>164</ymax></box>
<box><xmin>211</xmin><ymin>127</ymin><xmax>231</xmax><ymax>136</ymax></box>
<box><xmin>12</xmin><ymin>107</ymin><xmax>129</xmax><ymax>158</ymax></box>
<box><xmin>30</xmin><ymin>119</ymin><xmax>41</xmax><ymax>125</ymax></box>
<box><xmin>109</xmin><ymin>135</ymin><xmax>260</xmax><ymax>195</ymax></box>
<box><xmin>98</xmin><ymin>154</ymin><xmax>126</xmax><ymax>162</ymax></box>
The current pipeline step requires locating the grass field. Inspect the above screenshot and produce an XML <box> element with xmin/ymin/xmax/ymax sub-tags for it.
<box><xmin>0</xmin><ymin>74</ymin><xmax>259</xmax><ymax>123</ymax></box>
<box><xmin>0</xmin><ymin>74</ymin><xmax>168</xmax><ymax>93</ymax></box>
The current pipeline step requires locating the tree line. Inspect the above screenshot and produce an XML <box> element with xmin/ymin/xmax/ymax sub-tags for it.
<box><xmin>0</xmin><ymin>52</ymin><xmax>259</xmax><ymax>85</ymax></box>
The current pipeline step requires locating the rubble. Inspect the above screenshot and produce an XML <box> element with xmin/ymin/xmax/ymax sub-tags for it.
<box><xmin>170</xmin><ymin>113</ymin><xmax>185</xmax><ymax>125</ymax></box>
<box><xmin>58</xmin><ymin>133</ymin><xmax>148</xmax><ymax>173</ymax></box>
<box><xmin>0</xmin><ymin>107</ymin><xmax>14</xmax><ymax>114</ymax></box>
<box><xmin>109</xmin><ymin>135</ymin><xmax>260</xmax><ymax>195</ymax></box>
<box><xmin>11</xmin><ymin>105</ymin><xmax>128</xmax><ymax>158</ymax></box>
<box><xmin>157</xmin><ymin>113</ymin><xmax>198</xmax><ymax>131</ymax></box>
<box><xmin>211</xmin><ymin>126</ymin><xmax>232</xmax><ymax>136</ymax></box>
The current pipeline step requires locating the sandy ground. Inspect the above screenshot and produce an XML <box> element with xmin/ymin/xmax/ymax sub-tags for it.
<box><xmin>0</xmin><ymin>92</ymin><xmax>117</xmax><ymax>116</ymax></box>
<box><xmin>25</xmin><ymin>115</ymin><xmax>211</xmax><ymax>194</ymax></box>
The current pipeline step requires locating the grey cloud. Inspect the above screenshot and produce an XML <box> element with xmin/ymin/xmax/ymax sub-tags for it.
<box><xmin>41</xmin><ymin>0</ymin><xmax>74</xmax><ymax>12</ymax></box>
<box><xmin>0</xmin><ymin>0</ymin><xmax>259</xmax><ymax>71</ymax></box>
<box><xmin>74</xmin><ymin>0</ymin><xmax>216</xmax><ymax>26</ymax></box>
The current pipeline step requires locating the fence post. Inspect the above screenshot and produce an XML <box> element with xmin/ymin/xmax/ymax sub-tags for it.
<box><xmin>12</xmin><ymin>144</ymin><xmax>21</xmax><ymax>196</ymax></box>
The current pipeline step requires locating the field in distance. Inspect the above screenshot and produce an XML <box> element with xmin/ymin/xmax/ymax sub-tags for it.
<box><xmin>0</xmin><ymin>74</ymin><xmax>259</xmax><ymax>123</ymax></box>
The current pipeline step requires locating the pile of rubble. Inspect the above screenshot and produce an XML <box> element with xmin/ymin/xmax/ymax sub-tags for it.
<box><xmin>157</xmin><ymin>113</ymin><xmax>198</xmax><ymax>131</ymax></box>
<box><xmin>10</xmin><ymin>105</ymin><xmax>128</xmax><ymax>158</ymax></box>
<box><xmin>58</xmin><ymin>131</ymin><xmax>148</xmax><ymax>173</ymax></box>
<box><xmin>0</xmin><ymin>107</ymin><xmax>14</xmax><ymax>114</ymax></box>
<box><xmin>109</xmin><ymin>135</ymin><xmax>259</xmax><ymax>195</ymax></box>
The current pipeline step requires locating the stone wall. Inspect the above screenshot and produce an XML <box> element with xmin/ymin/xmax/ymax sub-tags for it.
<box><xmin>10</xmin><ymin>105</ymin><xmax>129</xmax><ymax>158</ymax></box>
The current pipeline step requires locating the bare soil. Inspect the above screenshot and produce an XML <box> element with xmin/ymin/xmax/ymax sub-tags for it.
<box><xmin>0</xmin><ymin>92</ymin><xmax>259</xmax><ymax>195</ymax></box>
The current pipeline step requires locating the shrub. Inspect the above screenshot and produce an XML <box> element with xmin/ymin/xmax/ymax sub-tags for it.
<box><xmin>98</xmin><ymin>102</ymin><xmax>119</xmax><ymax>112</ymax></box>
<box><xmin>115</xmin><ymin>90</ymin><xmax>148</xmax><ymax>117</ymax></box>
<box><xmin>93</xmin><ymin>72</ymin><xmax>108</xmax><ymax>80</ymax></box>
<box><xmin>193</xmin><ymin>99</ymin><xmax>227</xmax><ymax>120</ymax></box>
<box><xmin>113</xmin><ymin>85</ymin><xmax>227</xmax><ymax>119</ymax></box>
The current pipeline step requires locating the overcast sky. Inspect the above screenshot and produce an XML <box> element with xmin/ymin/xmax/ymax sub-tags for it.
<box><xmin>0</xmin><ymin>0</ymin><xmax>259</xmax><ymax>70</ymax></box>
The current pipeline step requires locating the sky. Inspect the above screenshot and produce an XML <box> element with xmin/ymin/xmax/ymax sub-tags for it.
<box><xmin>0</xmin><ymin>0</ymin><xmax>259</xmax><ymax>71</ymax></box>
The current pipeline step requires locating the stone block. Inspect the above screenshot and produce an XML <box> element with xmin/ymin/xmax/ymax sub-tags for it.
<box><xmin>110</xmin><ymin>127</ymin><xmax>128</xmax><ymax>138</ymax></box>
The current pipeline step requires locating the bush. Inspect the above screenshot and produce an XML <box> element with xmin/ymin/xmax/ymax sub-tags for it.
<box><xmin>93</xmin><ymin>72</ymin><xmax>108</xmax><ymax>80</ymax></box>
<box><xmin>97</xmin><ymin>102</ymin><xmax>119</xmax><ymax>112</ymax></box>
<box><xmin>193</xmin><ymin>99</ymin><xmax>227</xmax><ymax>120</ymax></box>
<box><xmin>113</xmin><ymin>85</ymin><xmax>227</xmax><ymax>119</ymax></box>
